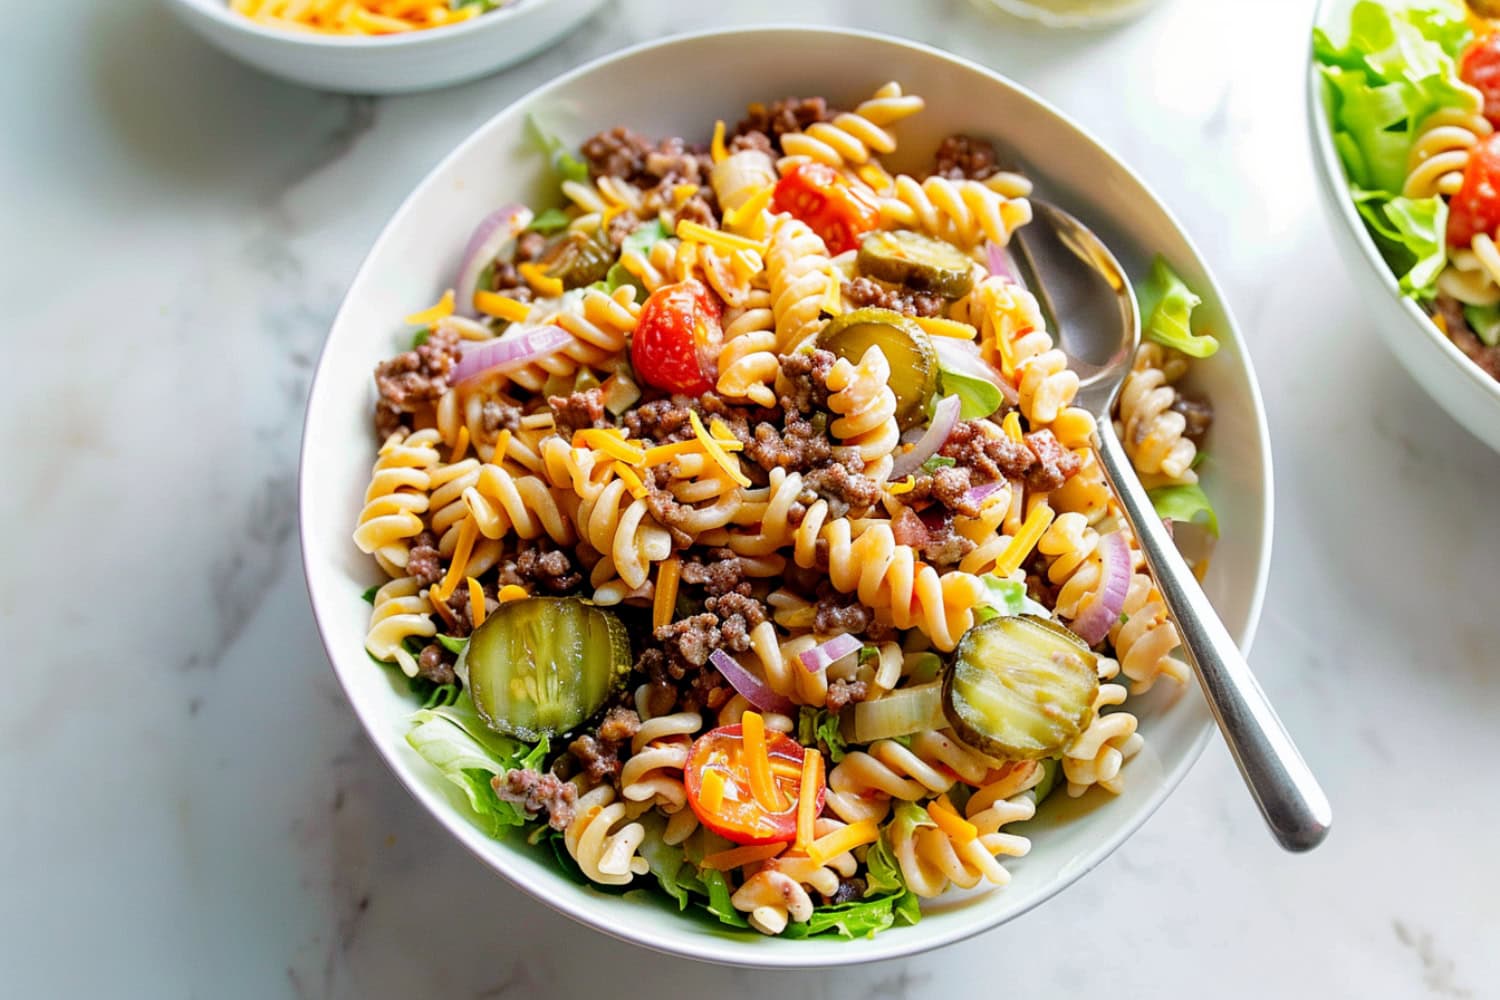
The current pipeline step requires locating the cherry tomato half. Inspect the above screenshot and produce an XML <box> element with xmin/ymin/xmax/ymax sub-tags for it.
<box><xmin>684</xmin><ymin>724</ymin><xmax>825</xmax><ymax>846</ymax></box>
<box><xmin>1447</xmin><ymin>132</ymin><xmax>1500</xmax><ymax>247</ymax></box>
<box><xmin>1461</xmin><ymin>32</ymin><xmax>1500</xmax><ymax>127</ymax></box>
<box><xmin>772</xmin><ymin>162</ymin><xmax>881</xmax><ymax>254</ymax></box>
<box><xmin>630</xmin><ymin>279</ymin><xmax>723</xmax><ymax>395</ymax></box>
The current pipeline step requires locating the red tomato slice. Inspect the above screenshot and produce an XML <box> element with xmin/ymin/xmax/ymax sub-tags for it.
<box><xmin>1461</xmin><ymin>32</ymin><xmax>1500</xmax><ymax>127</ymax></box>
<box><xmin>772</xmin><ymin>162</ymin><xmax>881</xmax><ymax>254</ymax></box>
<box><xmin>684</xmin><ymin>724</ymin><xmax>824</xmax><ymax>846</ymax></box>
<box><xmin>1447</xmin><ymin>132</ymin><xmax>1500</xmax><ymax>247</ymax></box>
<box><xmin>631</xmin><ymin>279</ymin><xmax>723</xmax><ymax>395</ymax></box>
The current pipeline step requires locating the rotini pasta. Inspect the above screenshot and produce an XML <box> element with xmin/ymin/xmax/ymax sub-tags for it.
<box><xmin>353</xmin><ymin>428</ymin><xmax>442</xmax><ymax>577</ymax></box>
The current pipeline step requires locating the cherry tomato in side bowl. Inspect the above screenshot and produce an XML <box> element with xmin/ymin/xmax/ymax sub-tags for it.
<box><xmin>683</xmin><ymin>722</ymin><xmax>824</xmax><ymax>846</ymax></box>
<box><xmin>631</xmin><ymin>279</ymin><xmax>723</xmax><ymax>395</ymax></box>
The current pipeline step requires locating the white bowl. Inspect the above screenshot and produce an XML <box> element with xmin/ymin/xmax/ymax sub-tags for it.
<box><xmin>300</xmin><ymin>27</ymin><xmax>1272</xmax><ymax>967</ymax></box>
<box><xmin>1308</xmin><ymin>0</ymin><xmax>1500</xmax><ymax>453</ymax></box>
<box><xmin>163</xmin><ymin>0</ymin><xmax>605</xmax><ymax>94</ymax></box>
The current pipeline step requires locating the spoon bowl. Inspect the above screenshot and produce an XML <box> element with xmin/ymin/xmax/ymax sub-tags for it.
<box><xmin>1014</xmin><ymin>201</ymin><xmax>1333</xmax><ymax>853</ymax></box>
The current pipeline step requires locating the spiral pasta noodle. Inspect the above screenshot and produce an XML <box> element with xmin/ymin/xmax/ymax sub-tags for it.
<box><xmin>779</xmin><ymin>82</ymin><xmax>925</xmax><ymax>170</ymax></box>
<box><xmin>715</xmin><ymin>287</ymin><xmax>781</xmax><ymax>407</ymax></box>
<box><xmin>574</xmin><ymin>477</ymin><xmax>673</xmax><ymax>592</ymax></box>
<box><xmin>1061</xmin><ymin>672</ymin><xmax>1143</xmax><ymax>798</ymax></box>
<box><xmin>1117</xmin><ymin>343</ymin><xmax>1198</xmax><ymax>486</ymax></box>
<box><xmin>564</xmin><ymin>781</ymin><xmax>651</xmax><ymax>885</ymax></box>
<box><xmin>765</xmin><ymin>215</ymin><xmax>837</xmax><ymax>352</ymax></box>
<box><xmin>889</xmin><ymin>790</ymin><xmax>1034</xmax><ymax>898</ymax></box>
<box><xmin>824</xmin><ymin>345</ymin><xmax>900</xmax><ymax>482</ymax></box>
<box><xmin>364</xmin><ymin>577</ymin><xmax>437</xmax><ymax>678</ymax></box>
<box><xmin>880</xmin><ymin>175</ymin><xmax>1033</xmax><ymax>249</ymax></box>
<box><xmin>1109</xmin><ymin>571</ymin><xmax>1191</xmax><ymax>694</ymax></box>
<box><xmin>823</xmin><ymin>730</ymin><xmax>1003</xmax><ymax>824</ymax></box>
<box><xmin>1404</xmin><ymin>103</ymin><xmax>1492</xmax><ymax>199</ymax></box>
<box><xmin>731</xmin><ymin>819</ymin><xmax>858</xmax><ymax>934</ymax></box>
<box><xmin>353</xmin><ymin>428</ymin><xmax>442</xmax><ymax>577</ymax></box>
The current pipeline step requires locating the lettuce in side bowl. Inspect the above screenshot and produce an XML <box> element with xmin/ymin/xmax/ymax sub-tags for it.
<box><xmin>300</xmin><ymin>28</ymin><xmax>1271</xmax><ymax>966</ymax></box>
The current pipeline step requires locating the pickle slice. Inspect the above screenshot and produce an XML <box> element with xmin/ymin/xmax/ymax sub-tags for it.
<box><xmin>857</xmin><ymin>230</ymin><xmax>974</xmax><ymax>299</ymax></box>
<box><xmin>460</xmin><ymin>597</ymin><xmax>631</xmax><ymax>741</ymax></box>
<box><xmin>542</xmin><ymin>231</ymin><xmax>614</xmax><ymax>290</ymax></box>
<box><xmin>943</xmin><ymin>615</ymin><xmax>1100</xmax><ymax>760</ymax></box>
<box><xmin>816</xmin><ymin>307</ymin><xmax>939</xmax><ymax>431</ymax></box>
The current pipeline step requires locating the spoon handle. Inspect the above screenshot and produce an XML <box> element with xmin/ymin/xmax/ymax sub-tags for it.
<box><xmin>1094</xmin><ymin>422</ymin><xmax>1331</xmax><ymax>851</ymax></box>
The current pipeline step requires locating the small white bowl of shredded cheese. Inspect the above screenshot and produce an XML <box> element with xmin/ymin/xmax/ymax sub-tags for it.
<box><xmin>164</xmin><ymin>0</ymin><xmax>605</xmax><ymax>94</ymax></box>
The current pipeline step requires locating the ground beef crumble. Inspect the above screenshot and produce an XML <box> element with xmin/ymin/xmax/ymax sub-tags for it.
<box><xmin>372</xmin><ymin>326</ymin><xmax>461</xmax><ymax>437</ymax></box>
<box><xmin>547</xmin><ymin>387</ymin><xmax>609</xmax><ymax>437</ymax></box>
<box><xmin>680</xmin><ymin>551</ymin><xmax>750</xmax><ymax>597</ymax></box>
<box><xmin>405</xmin><ymin>531</ymin><xmax>444</xmax><ymax>587</ymax></box>
<box><xmin>415</xmin><ymin>643</ymin><xmax>456</xmax><ymax>685</ymax></box>
<box><xmin>1023</xmin><ymin>429</ymin><xmax>1082</xmax><ymax>492</ymax></box>
<box><xmin>843</xmin><ymin>276</ymin><xmax>945</xmax><ymax>318</ymax></box>
<box><xmin>493</xmin><ymin>768</ymin><xmax>577</xmax><ymax>831</ymax></box>
<box><xmin>826</xmin><ymin>679</ymin><xmax>870</xmax><ymax>714</ymax></box>
<box><xmin>733</xmin><ymin>97</ymin><xmax>834</xmax><ymax>150</ymax></box>
<box><xmin>940</xmin><ymin>419</ymin><xmax>1035</xmax><ymax>482</ymax></box>
<box><xmin>777</xmin><ymin>349</ymin><xmax>836</xmax><ymax>413</ymax></box>
<box><xmin>567</xmin><ymin>706</ymin><xmax>641</xmax><ymax>784</ymax></box>
<box><xmin>932</xmin><ymin>133</ymin><xmax>1002</xmax><ymax>181</ymax></box>
<box><xmin>497</xmin><ymin>543</ymin><xmax>584</xmax><ymax>595</ymax></box>
<box><xmin>803</xmin><ymin>457</ymin><xmax>884</xmax><ymax>518</ymax></box>
<box><xmin>1171</xmin><ymin>394</ymin><xmax>1214</xmax><ymax>446</ymax></box>
<box><xmin>1436</xmin><ymin>293</ymin><xmax>1500</xmax><ymax>380</ymax></box>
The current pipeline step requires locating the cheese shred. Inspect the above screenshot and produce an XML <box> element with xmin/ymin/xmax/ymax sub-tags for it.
<box><xmin>993</xmin><ymin>501</ymin><xmax>1055</xmax><ymax>577</ymax></box>
<box><xmin>740</xmin><ymin>711</ymin><xmax>784</xmax><ymax>812</ymax></box>
<box><xmin>807</xmin><ymin>819</ymin><xmax>880</xmax><ymax>866</ymax></box>
<box><xmin>689</xmin><ymin>411</ymin><xmax>752</xmax><ymax>487</ymax></box>
<box><xmin>653</xmin><ymin>558</ymin><xmax>681</xmax><ymax>631</ymax></box>
<box><xmin>403</xmin><ymin>288</ymin><xmax>455</xmax><ymax>327</ymax></box>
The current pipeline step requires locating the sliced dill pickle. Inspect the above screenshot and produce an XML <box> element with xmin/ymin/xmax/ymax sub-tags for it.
<box><xmin>857</xmin><ymin>230</ymin><xmax>974</xmax><ymax>298</ymax></box>
<box><xmin>943</xmin><ymin>615</ymin><xmax>1100</xmax><ymax>760</ymax></box>
<box><xmin>816</xmin><ymin>308</ymin><xmax>939</xmax><ymax>431</ymax></box>
<box><xmin>460</xmin><ymin>597</ymin><xmax>631</xmax><ymax>741</ymax></box>
<box><xmin>542</xmin><ymin>231</ymin><xmax>614</xmax><ymax>290</ymax></box>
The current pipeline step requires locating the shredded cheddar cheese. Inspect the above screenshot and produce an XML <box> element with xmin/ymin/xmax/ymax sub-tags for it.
<box><xmin>496</xmin><ymin>584</ymin><xmax>529</xmax><ymax>604</ymax></box>
<box><xmin>517</xmin><ymin>262</ymin><xmax>564</xmax><ymax>298</ymax></box>
<box><xmin>795</xmin><ymin>752</ymin><xmax>822</xmax><ymax>850</ymax></box>
<box><xmin>448</xmin><ymin>426</ymin><xmax>470</xmax><ymax>464</ymax></box>
<box><xmin>676</xmin><ymin>220</ymin><xmax>768</xmax><ymax>256</ymax></box>
<box><xmin>653</xmin><ymin>558</ymin><xmax>682</xmax><ymax>631</ymax></box>
<box><xmin>699</xmin><ymin>768</ymin><xmax>727</xmax><ymax>814</ymax></box>
<box><xmin>807</xmin><ymin>819</ymin><xmax>879</xmax><ymax>866</ymax></box>
<box><xmin>434</xmin><ymin>518</ymin><xmax>479</xmax><ymax>602</ymax></box>
<box><xmin>740</xmin><ymin>711</ymin><xmax>784</xmax><ymax>812</ymax></box>
<box><xmin>724</xmin><ymin>184</ymin><xmax>775</xmax><ymax>237</ymax></box>
<box><xmin>493</xmin><ymin>428</ymin><xmax>514</xmax><ymax>466</ymax></box>
<box><xmin>575</xmin><ymin>428</ymin><xmax>646</xmax><ymax>465</ymax></box>
<box><xmin>466</xmin><ymin>577</ymin><xmax>487</xmax><ymax>629</ymax></box>
<box><xmin>711</xmin><ymin>119</ymin><xmax>728</xmax><ymax>164</ymax></box>
<box><xmin>855</xmin><ymin>161</ymin><xmax>895</xmax><ymax>193</ymax></box>
<box><xmin>472</xmin><ymin>291</ymin><xmax>532</xmax><ymax>323</ymax></box>
<box><xmin>993</xmin><ymin>501</ymin><xmax>1055</xmax><ymax>577</ymax></box>
<box><xmin>996</xmin><ymin>322</ymin><xmax>1021</xmax><ymax>379</ymax></box>
<box><xmin>609</xmin><ymin>461</ymin><xmax>648</xmax><ymax>499</ymax></box>
<box><xmin>913</xmin><ymin>316</ymin><xmax>979</xmax><ymax>340</ymax></box>
<box><xmin>701</xmin><ymin>841</ymin><xmax>786</xmax><ymax>871</ymax></box>
<box><xmin>928</xmin><ymin>796</ymin><xmax>977</xmax><ymax>844</ymax></box>
<box><xmin>885</xmin><ymin>475</ymin><xmax>916</xmax><ymax>496</ymax></box>
<box><xmin>689</xmin><ymin>411</ymin><xmax>751</xmax><ymax>487</ymax></box>
<box><xmin>641</xmin><ymin>439</ymin><xmax>707</xmax><ymax>466</ymax></box>
<box><xmin>822</xmin><ymin>267</ymin><xmax>844</xmax><ymax>316</ymax></box>
<box><xmin>1002</xmin><ymin>410</ymin><xmax>1024</xmax><ymax>443</ymax></box>
<box><xmin>672</xmin><ymin>183</ymin><xmax>700</xmax><ymax>207</ymax></box>
<box><xmin>404</xmin><ymin>288</ymin><xmax>455</xmax><ymax>327</ymax></box>
<box><xmin>231</xmin><ymin>0</ymin><xmax>483</xmax><ymax>36</ymax></box>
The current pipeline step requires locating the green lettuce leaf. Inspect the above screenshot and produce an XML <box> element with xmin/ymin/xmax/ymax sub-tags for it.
<box><xmin>1352</xmin><ymin>189</ymin><xmax>1449</xmax><ymax>297</ymax></box>
<box><xmin>1147</xmin><ymin>482</ymin><xmax>1220</xmax><ymax>538</ymax></box>
<box><xmin>1463</xmin><ymin>302</ymin><xmax>1500</xmax><ymax>346</ymax></box>
<box><xmin>360</xmin><ymin>585</ymin><xmax>380</xmax><ymax>604</ymax></box>
<box><xmin>863</xmin><ymin>833</ymin><xmax>906</xmax><ymax>898</ymax></box>
<box><xmin>696</xmin><ymin>868</ymin><xmax>751</xmax><ymax>928</ymax></box>
<box><xmin>797</xmin><ymin>706</ymin><xmax>848</xmax><ymax>763</ymax></box>
<box><xmin>1315</xmin><ymin>1</ymin><xmax>1476</xmax><ymax>193</ymax></box>
<box><xmin>405</xmin><ymin>695</ymin><xmax>547</xmax><ymax>836</ymax></box>
<box><xmin>1137</xmin><ymin>256</ymin><xmax>1219</xmax><ymax>358</ymax></box>
<box><xmin>903</xmin><ymin>651</ymin><xmax>942</xmax><ymax>685</ymax></box>
<box><xmin>935</xmin><ymin>371</ymin><xmax>1003</xmax><ymax>419</ymax></box>
<box><xmin>525</xmin><ymin>115</ymin><xmax>589</xmax><ymax>186</ymax></box>
<box><xmin>635</xmin><ymin>814</ymin><xmax>704</xmax><ymax>911</ymax></box>
<box><xmin>920</xmin><ymin>455</ymin><xmax>957</xmax><ymax>472</ymax></box>
<box><xmin>527</xmin><ymin>207</ymin><xmax>570</xmax><ymax>235</ymax></box>
<box><xmin>780</xmin><ymin>890</ymin><xmax>921</xmax><ymax>940</ymax></box>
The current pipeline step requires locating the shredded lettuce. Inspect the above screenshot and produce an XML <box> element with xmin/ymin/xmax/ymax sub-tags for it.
<box><xmin>635</xmin><ymin>814</ymin><xmax>703</xmax><ymax>911</ymax></box>
<box><xmin>935</xmin><ymin>370</ymin><xmax>1003</xmax><ymax>419</ymax></box>
<box><xmin>1147</xmin><ymin>482</ymin><xmax>1220</xmax><ymax>538</ymax></box>
<box><xmin>405</xmin><ymin>695</ymin><xmax>548</xmax><ymax>836</ymax></box>
<box><xmin>920</xmin><ymin>455</ymin><xmax>957</xmax><ymax>472</ymax></box>
<box><xmin>525</xmin><ymin>115</ymin><xmax>590</xmax><ymax>186</ymax></box>
<box><xmin>526</xmin><ymin>207</ymin><xmax>570</xmax><ymax>235</ymax></box>
<box><xmin>1351</xmin><ymin>189</ymin><xmax>1449</xmax><ymax>297</ymax></box>
<box><xmin>781</xmin><ymin>821</ymin><xmax>922</xmax><ymax>939</ymax></box>
<box><xmin>863</xmin><ymin>833</ymin><xmax>905</xmax><ymax>897</ymax></box>
<box><xmin>1463</xmin><ymin>302</ymin><xmax>1500</xmax><ymax>345</ymax></box>
<box><xmin>435</xmin><ymin>634</ymin><xmax>468</xmax><ymax>655</ymax></box>
<box><xmin>797</xmin><ymin>706</ymin><xmax>848</xmax><ymax>763</ymax></box>
<box><xmin>1137</xmin><ymin>257</ymin><xmax>1219</xmax><ymax>358</ymax></box>
<box><xmin>903</xmin><ymin>651</ymin><xmax>943</xmax><ymax>684</ymax></box>
<box><xmin>1314</xmin><ymin>1</ymin><xmax>1476</xmax><ymax>195</ymax></box>
<box><xmin>360</xmin><ymin>584</ymin><xmax>379</xmax><ymax>604</ymax></box>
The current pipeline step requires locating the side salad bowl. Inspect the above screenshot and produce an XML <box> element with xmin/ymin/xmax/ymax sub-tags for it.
<box><xmin>299</xmin><ymin>27</ymin><xmax>1273</xmax><ymax>966</ymax></box>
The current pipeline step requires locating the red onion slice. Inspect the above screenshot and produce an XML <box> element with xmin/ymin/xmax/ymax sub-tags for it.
<box><xmin>958</xmin><ymin>480</ymin><xmax>1008</xmax><ymax>509</ymax></box>
<box><xmin>797</xmin><ymin>634</ymin><xmax>861</xmax><ymax>674</ymax></box>
<box><xmin>451</xmin><ymin>326</ymin><xmax>572</xmax><ymax>385</ymax></box>
<box><xmin>455</xmin><ymin>204</ymin><xmax>533</xmax><ymax>317</ymax></box>
<box><xmin>985</xmin><ymin>239</ymin><xmax>1019</xmax><ymax>284</ymax></box>
<box><xmin>890</xmin><ymin>395</ymin><xmax>961</xmax><ymax>480</ymax></box>
<box><xmin>1068</xmin><ymin>531</ymin><xmax>1131</xmax><ymax>645</ymax></box>
<box><xmin>932</xmin><ymin>337</ymin><xmax>1018</xmax><ymax>405</ymax></box>
<box><xmin>709</xmin><ymin>649</ymin><xmax>795</xmax><ymax>715</ymax></box>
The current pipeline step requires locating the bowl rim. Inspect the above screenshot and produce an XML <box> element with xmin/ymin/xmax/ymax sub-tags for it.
<box><xmin>165</xmin><ymin>0</ymin><xmax>554</xmax><ymax>48</ymax></box>
<box><xmin>1306</xmin><ymin>0</ymin><xmax>1500</xmax><ymax>408</ymax></box>
<box><xmin>297</xmin><ymin>24</ymin><xmax>1274</xmax><ymax>967</ymax></box>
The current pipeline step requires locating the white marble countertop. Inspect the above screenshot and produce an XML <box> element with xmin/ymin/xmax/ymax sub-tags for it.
<box><xmin>5</xmin><ymin>0</ymin><xmax>1498</xmax><ymax>996</ymax></box>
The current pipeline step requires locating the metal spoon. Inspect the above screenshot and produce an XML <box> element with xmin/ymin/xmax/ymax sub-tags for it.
<box><xmin>1011</xmin><ymin>201</ymin><xmax>1332</xmax><ymax>852</ymax></box>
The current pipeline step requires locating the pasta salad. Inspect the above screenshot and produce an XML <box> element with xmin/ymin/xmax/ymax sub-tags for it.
<box><xmin>354</xmin><ymin>83</ymin><xmax>1221</xmax><ymax>939</ymax></box>
<box><xmin>1316</xmin><ymin>0</ymin><xmax>1500</xmax><ymax>381</ymax></box>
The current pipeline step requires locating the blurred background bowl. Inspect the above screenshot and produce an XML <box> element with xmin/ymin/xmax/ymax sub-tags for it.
<box><xmin>163</xmin><ymin>0</ymin><xmax>606</xmax><ymax>94</ymax></box>
<box><xmin>1308</xmin><ymin>0</ymin><xmax>1500</xmax><ymax>453</ymax></box>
